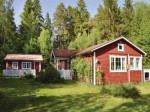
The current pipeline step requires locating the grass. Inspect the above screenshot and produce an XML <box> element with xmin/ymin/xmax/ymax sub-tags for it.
<box><xmin>0</xmin><ymin>78</ymin><xmax>150</xmax><ymax>112</ymax></box>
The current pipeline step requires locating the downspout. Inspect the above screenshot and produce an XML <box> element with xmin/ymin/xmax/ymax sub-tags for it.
<box><xmin>93</xmin><ymin>52</ymin><xmax>96</xmax><ymax>85</ymax></box>
<box><xmin>128</xmin><ymin>54</ymin><xmax>130</xmax><ymax>83</ymax></box>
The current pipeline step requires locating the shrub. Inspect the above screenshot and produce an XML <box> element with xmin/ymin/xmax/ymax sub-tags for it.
<box><xmin>100</xmin><ymin>84</ymin><xmax>140</xmax><ymax>98</ymax></box>
<box><xmin>24</xmin><ymin>74</ymin><xmax>34</xmax><ymax>79</ymax></box>
<box><xmin>71</xmin><ymin>57</ymin><xmax>92</xmax><ymax>82</ymax></box>
<box><xmin>36</xmin><ymin>64</ymin><xmax>64</xmax><ymax>83</ymax></box>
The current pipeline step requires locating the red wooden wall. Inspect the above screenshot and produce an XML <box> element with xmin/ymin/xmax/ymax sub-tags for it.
<box><xmin>95</xmin><ymin>39</ymin><xmax>143</xmax><ymax>83</ymax></box>
<box><xmin>5</xmin><ymin>61</ymin><xmax>40</xmax><ymax>73</ymax></box>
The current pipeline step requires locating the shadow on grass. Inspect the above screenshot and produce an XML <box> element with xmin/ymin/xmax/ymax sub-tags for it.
<box><xmin>108</xmin><ymin>94</ymin><xmax>150</xmax><ymax>112</ymax></box>
<box><xmin>0</xmin><ymin>93</ymin><xmax>106</xmax><ymax>112</ymax></box>
<box><xmin>0</xmin><ymin>78</ymin><xmax>150</xmax><ymax>112</ymax></box>
<box><xmin>0</xmin><ymin>78</ymin><xmax>76</xmax><ymax>96</ymax></box>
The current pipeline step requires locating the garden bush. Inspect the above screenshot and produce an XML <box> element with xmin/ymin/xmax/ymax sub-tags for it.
<box><xmin>24</xmin><ymin>74</ymin><xmax>34</xmax><ymax>79</ymax></box>
<box><xmin>36</xmin><ymin>64</ymin><xmax>64</xmax><ymax>83</ymax></box>
<box><xmin>100</xmin><ymin>84</ymin><xmax>140</xmax><ymax>98</ymax></box>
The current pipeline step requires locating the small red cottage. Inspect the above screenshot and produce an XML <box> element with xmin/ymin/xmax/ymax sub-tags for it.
<box><xmin>51</xmin><ymin>37</ymin><xmax>146</xmax><ymax>84</ymax></box>
<box><xmin>3</xmin><ymin>54</ymin><xmax>43</xmax><ymax>77</ymax></box>
<box><xmin>51</xmin><ymin>49</ymin><xmax>79</xmax><ymax>80</ymax></box>
<box><xmin>51</xmin><ymin>49</ymin><xmax>79</xmax><ymax>70</ymax></box>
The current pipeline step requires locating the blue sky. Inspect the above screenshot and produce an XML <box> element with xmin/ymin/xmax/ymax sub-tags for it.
<box><xmin>12</xmin><ymin>0</ymin><xmax>149</xmax><ymax>26</ymax></box>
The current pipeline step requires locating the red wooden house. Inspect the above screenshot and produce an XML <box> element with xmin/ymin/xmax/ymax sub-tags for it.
<box><xmin>52</xmin><ymin>37</ymin><xmax>146</xmax><ymax>84</ymax></box>
<box><xmin>3</xmin><ymin>54</ymin><xmax>43</xmax><ymax>77</ymax></box>
<box><xmin>77</xmin><ymin>37</ymin><xmax>146</xmax><ymax>84</ymax></box>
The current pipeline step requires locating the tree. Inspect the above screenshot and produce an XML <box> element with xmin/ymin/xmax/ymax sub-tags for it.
<box><xmin>76</xmin><ymin>0</ymin><xmax>90</xmax><ymax>35</ymax></box>
<box><xmin>137</xmin><ymin>25</ymin><xmax>150</xmax><ymax>68</ymax></box>
<box><xmin>53</xmin><ymin>3</ymin><xmax>68</xmax><ymax>48</ymax></box>
<box><xmin>122</xmin><ymin>0</ymin><xmax>133</xmax><ymax>38</ymax></box>
<box><xmin>43</xmin><ymin>13</ymin><xmax>52</xmax><ymax>37</ymax></box>
<box><xmin>38</xmin><ymin>28</ymin><xmax>52</xmax><ymax>64</ymax></box>
<box><xmin>33</xmin><ymin>0</ymin><xmax>43</xmax><ymax>36</ymax></box>
<box><xmin>0</xmin><ymin>0</ymin><xmax>17</xmax><ymax>69</ymax></box>
<box><xmin>94</xmin><ymin>4</ymin><xmax>110</xmax><ymax>39</ymax></box>
<box><xmin>104</xmin><ymin>0</ymin><xmax>123</xmax><ymax>39</ymax></box>
<box><xmin>24</xmin><ymin>37</ymin><xmax>40</xmax><ymax>54</ymax></box>
<box><xmin>19</xmin><ymin>0</ymin><xmax>34</xmax><ymax>52</ymax></box>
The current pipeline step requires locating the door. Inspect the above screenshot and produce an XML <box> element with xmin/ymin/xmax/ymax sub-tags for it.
<box><xmin>62</xmin><ymin>61</ymin><xmax>65</xmax><ymax>70</ymax></box>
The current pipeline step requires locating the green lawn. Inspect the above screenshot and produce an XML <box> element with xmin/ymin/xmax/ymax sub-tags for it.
<box><xmin>0</xmin><ymin>78</ymin><xmax>150</xmax><ymax>112</ymax></box>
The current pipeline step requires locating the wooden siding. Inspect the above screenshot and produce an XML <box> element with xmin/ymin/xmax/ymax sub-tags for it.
<box><xmin>5</xmin><ymin>60</ymin><xmax>40</xmax><ymax>74</ymax></box>
<box><xmin>95</xmin><ymin>39</ymin><xmax>143</xmax><ymax>83</ymax></box>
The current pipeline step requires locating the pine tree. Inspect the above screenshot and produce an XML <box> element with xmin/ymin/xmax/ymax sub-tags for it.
<box><xmin>0</xmin><ymin>0</ymin><xmax>17</xmax><ymax>69</ymax></box>
<box><xmin>122</xmin><ymin>0</ymin><xmax>133</xmax><ymax>38</ymax></box>
<box><xmin>76</xmin><ymin>0</ymin><xmax>90</xmax><ymax>34</ymax></box>
<box><xmin>104</xmin><ymin>0</ymin><xmax>122</xmax><ymax>39</ymax></box>
<box><xmin>53</xmin><ymin>3</ymin><xmax>68</xmax><ymax>48</ymax></box>
<box><xmin>33</xmin><ymin>0</ymin><xmax>43</xmax><ymax>36</ymax></box>
<box><xmin>94</xmin><ymin>4</ymin><xmax>110</xmax><ymax>39</ymax></box>
<box><xmin>19</xmin><ymin>0</ymin><xmax>33</xmax><ymax>52</ymax></box>
<box><xmin>43</xmin><ymin>13</ymin><xmax>52</xmax><ymax>37</ymax></box>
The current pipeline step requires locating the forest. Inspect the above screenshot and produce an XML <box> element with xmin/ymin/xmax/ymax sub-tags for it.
<box><xmin>0</xmin><ymin>0</ymin><xmax>150</xmax><ymax>71</ymax></box>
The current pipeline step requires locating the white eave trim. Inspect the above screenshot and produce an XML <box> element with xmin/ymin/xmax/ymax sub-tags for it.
<box><xmin>91</xmin><ymin>37</ymin><xmax>147</xmax><ymax>56</ymax></box>
<box><xmin>51</xmin><ymin>49</ymin><xmax>56</xmax><ymax>59</ymax></box>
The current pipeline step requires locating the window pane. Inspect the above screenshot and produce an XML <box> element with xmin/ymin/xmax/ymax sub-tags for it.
<box><xmin>27</xmin><ymin>63</ymin><xmax>31</xmax><ymax>69</ymax></box>
<box><xmin>12</xmin><ymin>62</ymin><xmax>18</xmax><ymax>69</ymax></box>
<box><xmin>116</xmin><ymin>58</ymin><xmax>121</xmax><ymax>70</ymax></box>
<box><xmin>130</xmin><ymin>58</ymin><xmax>134</xmax><ymax>69</ymax></box>
<box><xmin>119</xmin><ymin>45</ymin><xmax>122</xmax><ymax>50</ymax></box>
<box><xmin>22</xmin><ymin>63</ymin><xmax>26</xmax><ymax>68</ymax></box>
<box><xmin>136</xmin><ymin>58</ymin><xmax>140</xmax><ymax>69</ymax></box>
<box><xmin>122</xmin><ymin>58</ymin><xmax>125</xmax><ymax>70</ymax></box>
<box><xmin>111</xmin><ymin>57</ymin><xmax>114</xmax><ymax>70</ymax></box>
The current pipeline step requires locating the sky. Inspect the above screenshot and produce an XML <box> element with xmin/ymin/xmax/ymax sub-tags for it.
<box><xmin>12</xmin><ymin>0</ymin><xmax>149</xmax><ymax>26</ymax></box>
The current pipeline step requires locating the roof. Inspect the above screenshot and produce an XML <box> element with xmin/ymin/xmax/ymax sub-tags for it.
<box><xmin>4</xmin><ymin>54</ymin><xmax>43</xmax><ymax>61</ymax></box>
<box><xmin>77</xmin><ymin>37</ymin><xmax>147</xmax><ymax>56</ymax></box>
<box><xmin>52</xmin><ymin>49</ymin><xmax>80</xmax><ymax>58</ymax></box>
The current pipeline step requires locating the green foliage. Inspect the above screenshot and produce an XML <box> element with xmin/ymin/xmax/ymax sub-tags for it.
<box><xmin>43</xmin><ymin>13</ymin><xmax>53</xmax><ymax>37</ymax></box>
<box><xmin>71</xmin><ymin>57</ymin><xmax>92</xmax><ymax>82</ymax></box>
<box><xmin>38</xmin><ymin>28</ymin><xmax>52</xmax><ymax>64</ymax></box>
<box><xmin>24</xmin><ymin>38</ymin><xmax>40</xmax><ymax>54</ymax></box>
<box><xmin>100</xmin><ymin>84</ymin><xmax>140</xmax><ymax>98</ymax></box>
<box><xmin>96</xmin><ymin>70</ymin><xmax>103</xmax><ymax>84</ymax></box>
<box><xmin>24</xmin><ymin>74</ymin><xmax>34</xmax><ymax>79</ymax></box>
<box><xmin>0</xmin><ymin>0</ymin><xmax>17</xmax><ymax>70</ymax></box>
<box><xmin>36</xmin><ymin>64</ymin><xmax>64</xmax><ymax>83</ymax></box>
<box><xmin>33</xmin><ymin>0</ymin><xmax>44</xmax><ymax>35</ymax></box>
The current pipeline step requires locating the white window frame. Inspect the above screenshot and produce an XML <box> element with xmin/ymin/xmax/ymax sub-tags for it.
<box><xmin>12</xmin><ymin>62</ymin><xmax>18</xmax><ymax>69</ymax></box>
<box><xmin>129</xmin><ymin>56</ymin><xmax>142</xmax><ymax>70</ymax></box>
<box><xmin>118</xmin><ymin>43</ymin><xmax>124</xmax><ymax>52</ymax></box>
<box><xmin>22</xmin><ymin>62</ymin><xmax>31</xmax><ymax>69</ymax></box>
<box><xmin>110</xmin><ymin>55</ymin><xmax>127</xmax><ymax>72</ymax></box>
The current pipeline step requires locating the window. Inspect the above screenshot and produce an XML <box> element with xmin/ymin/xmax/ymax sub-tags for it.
<box><xmin>110</xmin><ymin>56</ymin><xmax>126</xmax><ymax>72</ymax></box>
<box><xmin>129</xmin><ymin>57</ymin><xmax>141</xmax><ymax>70</ymax></box>
<box><xmin>136</xmin><ymin>58</ymin><xmax>140</xmax><ymax>69</ymax></box>
<box><xmin>12</xmin><ymin>62</ymin><xmax>18</xmax><ymax>69</ymax></box>
<box><xmin>22</xmin><ymin>62</ymin><xmax>31</xmax><ymax>69</ymax></box>
<box><xmin>118</xmin><ymin>43</ymin><xmax>124</xmax><ymax>52</ymax></box>
<box><xmin>130</xmin><ymin>57</ymin><xmax>134</xmax><ymax>69</ymax></box>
